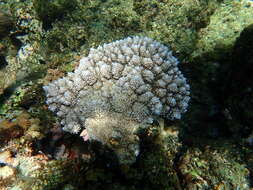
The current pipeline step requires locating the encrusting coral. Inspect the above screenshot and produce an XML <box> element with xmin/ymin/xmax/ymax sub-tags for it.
<box><xmin>43</xmin><ymin>36</ymin><xmax>190</xmax><ymax>164</ymax></box>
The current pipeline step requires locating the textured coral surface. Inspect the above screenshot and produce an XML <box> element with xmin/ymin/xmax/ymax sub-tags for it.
<box><xmin>44</xmin><ymin>36</ymin><xmax>190</xmax><ymax>134</ymax></box>
<box><xmin>43</xmin><ymin>36</ymin><xmax>190</xmax><ymax>164</ymax></box>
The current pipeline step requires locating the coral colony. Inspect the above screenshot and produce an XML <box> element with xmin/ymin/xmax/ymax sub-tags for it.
<box><xmin>43</xmin><ymin>36</ymin><xmax>190</xmax><ymax>164</ymax></box>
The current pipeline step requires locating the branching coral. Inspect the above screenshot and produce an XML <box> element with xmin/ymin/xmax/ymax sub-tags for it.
<box><xmin>44</xmin><ymin>36</ymin><xmax>190</xmax><ymax>164</ymax></box>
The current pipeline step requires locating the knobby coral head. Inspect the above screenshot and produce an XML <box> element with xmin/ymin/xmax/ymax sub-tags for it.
<box><xmin>43</xmin><ymin>36</ymin><xmax>190</xmax><ymax>164</ymax></box>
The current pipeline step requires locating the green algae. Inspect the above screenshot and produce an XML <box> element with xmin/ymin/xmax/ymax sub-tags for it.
<box><xmin>192</xmin><ymin>0</ymin><xmax>253</xmax><ymax>61</ymax></box>
<box><xmin>11</xmin><ymin>159</ymin><xmax>75</xmax><ymax>190</ymax></box>
<box><xmin>135</xmin><ymin>0</ymin><xmax>219</xmax><ymax>61</ymax></box>
<box><xmin>177</xmin><ymin>141</ymin><xmax>250</xmax><ymax>189</ymax></box>
<box><xmin>33</xmin><ymin>0</ymin><xmax>78</xmax><ymax>28</ymax></box>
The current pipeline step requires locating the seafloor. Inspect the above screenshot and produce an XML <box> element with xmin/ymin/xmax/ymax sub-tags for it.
<box><xmin>0</xmin><ymin>0</ymin><xmax>253</xmax><ymax>189</ymax></box>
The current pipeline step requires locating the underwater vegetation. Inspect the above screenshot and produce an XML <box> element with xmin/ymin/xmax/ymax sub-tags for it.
<box><xmin>0</xmin><ymin>0</ymin><xmax>253</xmax><ymax>189</ymax></box>
<box><xmin>33</xmin><ymin>0</ymin><xmax>78</xmax><ymax>29</ymax></box>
